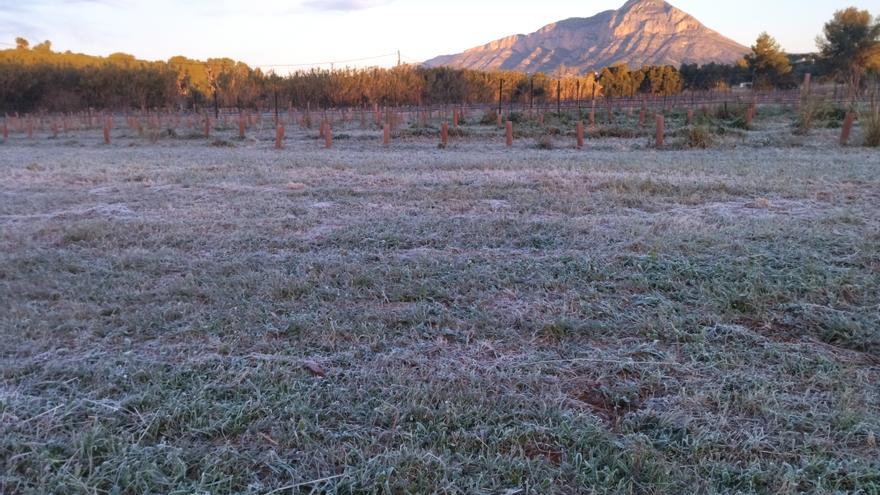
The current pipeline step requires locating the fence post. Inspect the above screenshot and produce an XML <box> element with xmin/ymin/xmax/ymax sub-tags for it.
<box><xmin>840</xmin><ymin>111</ymin><xmax>854</xmax><ymax>146</ymax></box>
<box><xmin>275</xmin><ymin>122</ymin><xmax>284</xmax><ymax>149</ymax></box>
<box><xmin>576</xmin><ymin>121</ymin><xmax>584</xmax><ymax>149</ymax></box>
<box><xmin>655</xmin><ymin>114</ymin><xmax>664</xmax><ymax>148</ymax></box>
<box><xmin>506</xmin><ymin>120</ymin><xmax>513</xmax><ymax>147</ymax></box>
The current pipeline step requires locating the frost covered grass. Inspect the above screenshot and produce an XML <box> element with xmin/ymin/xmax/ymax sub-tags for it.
<box><xmin>1</xmin><ymin>137</ymin><xmax>879</xmax><ymax>493</ymax></box>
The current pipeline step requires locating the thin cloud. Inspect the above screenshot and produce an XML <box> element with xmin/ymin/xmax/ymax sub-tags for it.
<box><xmin>302</xmin><ymin>0</ymin><xmax>393</xmax><ymax>12</ymax></box>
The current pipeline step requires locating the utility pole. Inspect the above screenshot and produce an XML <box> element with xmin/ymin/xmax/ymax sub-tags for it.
<box><xmin>529</xmin><ymin>75</ymin><xmax>534</xmax><ymax>113</ymax></box>
<box><xmin>397</xmin><ymin>50</ymin><xmax>401</xmax><ymax>66</ymax></box>
<box><xmin>556</xmin><ymin>80</ymin><xmax>561</xmax><ymax>114</ymax></box>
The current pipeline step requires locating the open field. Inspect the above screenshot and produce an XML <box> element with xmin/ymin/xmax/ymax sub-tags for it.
<box><xmin>1</xmin><ymin>120</ymin><xmax>879</xmax><ymax>493</ymax></box>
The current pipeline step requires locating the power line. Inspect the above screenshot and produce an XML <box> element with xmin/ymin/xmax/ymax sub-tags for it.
<box><xmin>254</xmin><ymin>52</ymin><xmax>399</xmax><ymax>69</ymax></box>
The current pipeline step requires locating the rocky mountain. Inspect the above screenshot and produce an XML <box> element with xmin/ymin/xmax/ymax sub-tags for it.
<box><xmin>424</xmin><ymin>0</ymin><xmax>748</xmax><ymax>74</ymax></box>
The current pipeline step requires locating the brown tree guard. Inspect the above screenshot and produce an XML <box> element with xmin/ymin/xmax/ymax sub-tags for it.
<box><xmin>576</xmin><ymin>121</ymin><xmax>584</xmax><ymax>149</ymax></box>
<box><xmin>204</xmin><ymin>116</ymin><xmax>210</xmax><ymax>138</ymax></box>
<box><xmin>589</xmin><ymin>108</ymin><xmax>595</xmax><ymax>127</ymax></box>
<box><xmin>639</xmin><ymin>108</ymin><xmax>646</xmax><ymax>128</ymax></box>
<box><xmin>319</xmin><ymin>120</ymin><xmax>325</xmax><ymax>139</ymax></box>
<box><xmin>840</xmin><ymin>112</ymin><xmax>855</xmax><ymax>146</ymax></box>
<box><xmin>275</xmin><ymin>122</ymin><xmax>284</xmax><ymax>149</ymax></box>
<box><xmin>440</xmin><ymin>122</ymin><xmax>449</xmax><ymax>147</ymax></box>
<box><xmin>383</xmin><ymin>123</ymin><xmax>391</xmax><ymax>146</ymax></box>
<box><xmin>324</xmin><ymin>123</ymin><xmax>332</xmax><ymax>149</ymax></box>
<box><xmin>239</xmin><ymin>113</ymin><xmax>246</xmax><ymax>139</ymax></box>
<box><xmin>687</xmin><ymin>109</ymin><xmax>694</xmax><ymax>126</ymax></box>
<box><xmin>655</xmin><ymin>114</ymin><xmax>665</xmax><ymax>148</ymax></box>
<box><xmin>453</xmin><ymin>109</ymin><xmax>459</xmax><ymax>128</ymax></box>
<box><xmin>103</xmin><ymin>119</ymin><xmax>110</xmax><ymax>145</ymax></box>
<box><xmin>496</xmin><ymin>113</ymin><xmax>503</xmax><ymax>128</ymax></box>
<box><xmin>506</xmin><ymin>121</ymin><xmax>513</xmax><ymax>147</ymax></box>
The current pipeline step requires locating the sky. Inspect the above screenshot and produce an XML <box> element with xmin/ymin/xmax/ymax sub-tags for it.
<box><xmin>1</xmin><ymin>0</ymin><xmax>877</xmax><ymax>71</ymax></box>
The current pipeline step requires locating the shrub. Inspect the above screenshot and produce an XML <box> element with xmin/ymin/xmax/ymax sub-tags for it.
<box><xmin>683</xmin><ymin>126</ymin><xmax>713</xmax><ymax>149</ymax></box>
<box><xmin>863</xmin><ymin>102</ymin><xmax>880</xmax><ymax>147</ymax></box>
<box><xmin>479</xmin><ymin>110</ymin><xmax>499</xmax><ymax>126</ymax></box>
<box><xmin>794</xmin><ymin>97</ymin><xmax>819</xmax><ymax>135</ymax></box>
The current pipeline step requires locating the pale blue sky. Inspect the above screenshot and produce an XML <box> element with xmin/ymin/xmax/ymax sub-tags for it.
<box><xmin>1</xmin><ymin>0</ymin><xmax>877</xmax><ymax>70</ymax></box>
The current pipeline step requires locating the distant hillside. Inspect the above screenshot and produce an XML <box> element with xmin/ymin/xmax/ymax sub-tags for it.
<box><xmin>424</xmin><ymin>0</ymin><xmax>748</xmax><ymax>74</ymax></box>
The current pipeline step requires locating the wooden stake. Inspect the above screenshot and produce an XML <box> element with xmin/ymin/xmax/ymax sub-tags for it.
<box><xmin>324</xmin><ymin>122</ymin><xmax>332</xmax><ymax>149</ymax></box>
<box><xmin>576</xmin><ymin>121</ymin><xmax>584</xmax><ymax>149</ymax></box>
<box><xmin>840</xmin><ymin>111</ymin><xmax>855</xmax><ymax>146</ymax></box>
<box><xmin>655</xmin><ymin>114</ymin><xmax>665</xmax><ymax>148</ymax></box>
<box><xmin>505</xmin><ymin>120</ymin><xmax>513</xmax><ymax>147</ymax></box>
<box><xmin>275</xmin><ymin>122</ymin><xmax>284</xmax><ymax>149</ymax></box>
<box><xmin>383</xmin><ymin>123</ymin><xmax>390</xmax><ymax>146</ymax></box>
<box><xmin>103</xmin><ymin>119</ymin><xmax>111</xmax><ymax>145</ymax></box>
<box><xmin>440</xmin><ymin>122</ymin><xmax>449</xmax><ymax>147</ymax></box>
<box><xmin>239</xmin><ymin>113</ymin><xmax>246</xmax><ymax>139</ymax></box>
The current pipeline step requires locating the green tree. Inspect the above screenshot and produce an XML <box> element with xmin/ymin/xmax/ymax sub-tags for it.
<box><xmin>745</xmin><ymin>33</ymin><xmax>793</xmax><ymax>89</ymax></box>
<box><xmin>817</xmin><ymin>7</ymin><xmax>880</xmax><ymax>94</ymax></box>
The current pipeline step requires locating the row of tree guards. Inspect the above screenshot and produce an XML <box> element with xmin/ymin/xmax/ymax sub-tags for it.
<box><xmin>0</xmin><ymin>96</ymin><xmax>862</xmax><ymax>148</ymax></box>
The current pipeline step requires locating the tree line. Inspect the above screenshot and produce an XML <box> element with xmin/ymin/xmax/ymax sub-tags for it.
<box><xmin>2</xmin><ymin>7</ymin><xmax>876</xmax><ymax>113</ymax></box>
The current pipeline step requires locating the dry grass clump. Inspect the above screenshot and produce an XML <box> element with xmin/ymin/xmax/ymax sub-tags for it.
<box><xmin>535</xmin><ymin>134</ymin><xmax>554</xmax><ymax>150</ymax></box>
<box><xmin>862</xmin><ymin>100</ymin><xmax>880</xmax><ymax>147</ymax></box>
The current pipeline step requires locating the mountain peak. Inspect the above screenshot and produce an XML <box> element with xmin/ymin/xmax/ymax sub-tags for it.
<box><xmin>424</xmin><ymin>0</ymin><xmax>747</xmax><ymax>73</ymax></box>
<box><xmin>621</xmin><ymin>0</ymin><xmax>668</xmax><ymax>9</ymax></box>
